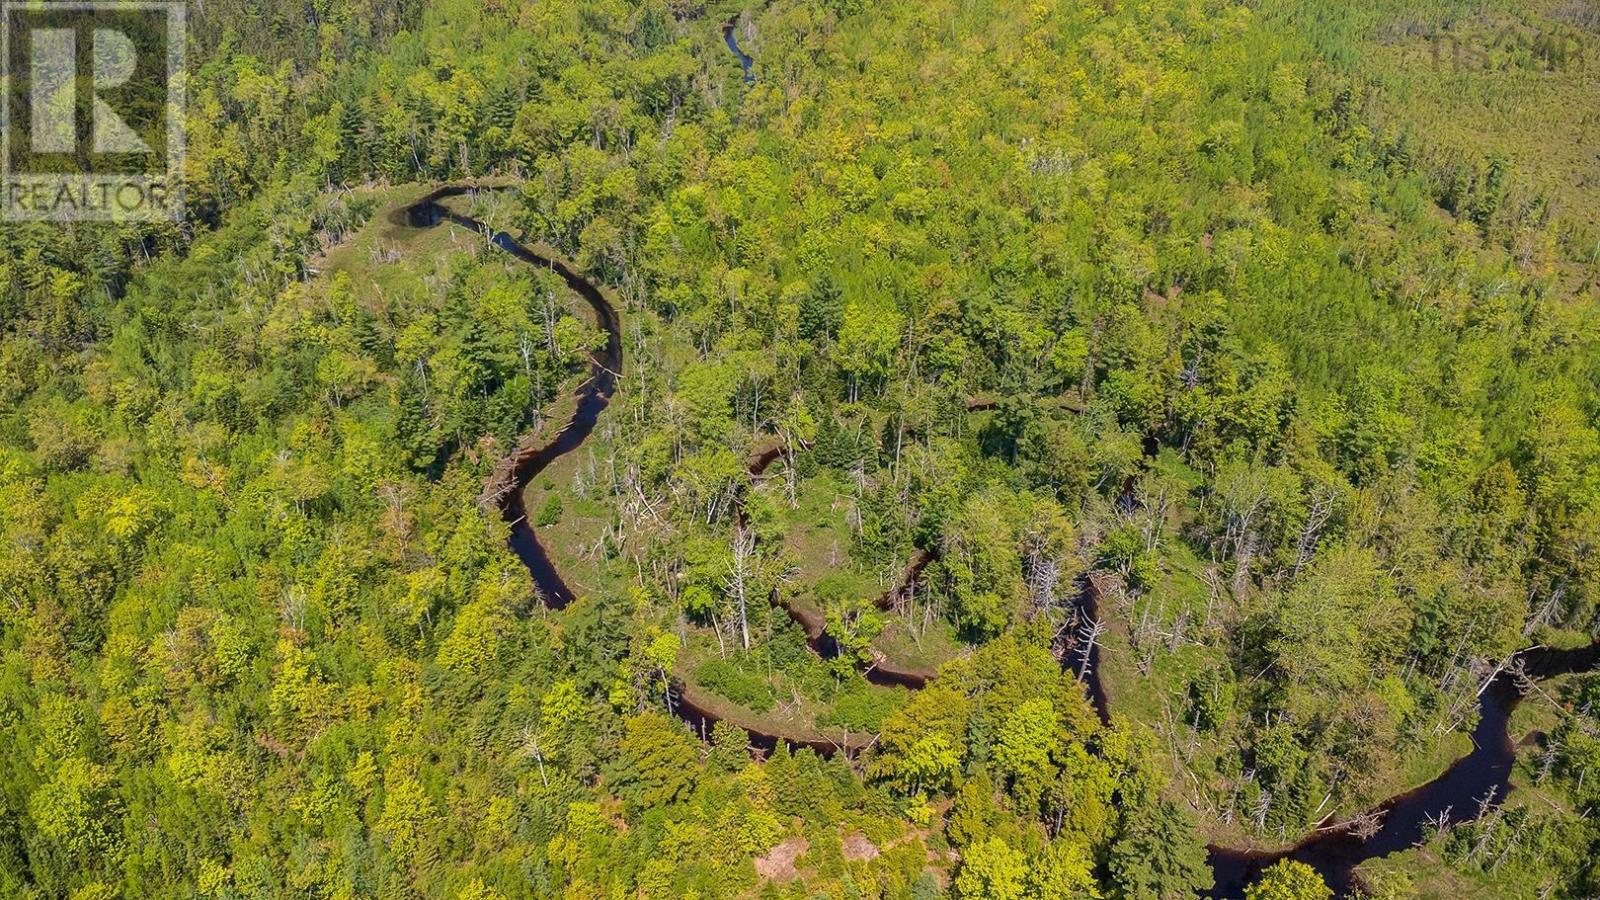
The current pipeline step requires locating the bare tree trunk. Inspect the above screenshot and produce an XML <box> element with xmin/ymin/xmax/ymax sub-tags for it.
<box><xmin>1027</xmin><ymin>554</ymin><xmax>1061</xmax><ymax>617</ymax></box>
<box><xmin>780</xmin><ymin>424</ymin><xmax>801</xmax><ymax>508</ymax></box>
<box><xmin>1524</xmin><ymin>583</ymin><xmax>1565</xmax><ymax>637</ymax></box>
<box><xmin>724</xmin><ymin>525</ymin><xmax>758</xmax><ymax>651</ymax></box>
<box><xmin>1076</xmin><ymin>617</ymin><xmax>1105</xmax><ymax>682</ymax></box>
<box><xmin>1231</xmin><ymin>533</ymin><xmax>1256</xmax><ymax>600</ymax></box>
<box><xmin>710</xmin><ymin>610</ymin><xmax>727</xmax><ymax>658</ymax></box>
<box><xmin>893</xmin><ymin>410</ymin><xmax>905</xmax><ymax>483</ymax></box>
<box><xmin>1292</xmin><ymin>486</ymin><xmax>1335</xmax><ymax>577</ymax></box>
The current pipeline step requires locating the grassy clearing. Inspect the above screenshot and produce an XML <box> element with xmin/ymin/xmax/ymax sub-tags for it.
<box><xmin>522</xmin><ymin>431</ymin><xmax>636</xmax><ymax>602</ymax></box>
<box><xmin>767</xmin><ymin>470</ymin><xmax>968</xmax><ymax>674</ymax></box>
<box><xmin>1354</xmin><ymin>848</ymin><xmax>1506</xmax><ymax>900</ymax></box>
<box><xmin>318</xmin><ymin>184</ymin><xmax>478</xmax><ymax>286</ymax></box>
<box><xmin>770</xmin><ymin>470</ymin><xmax>858</xmax><ymax>577</ymax></box>
<box><xmin>871</xmin><ymin>616</ymin><xmax>965</xmax><ymax>676</ymax></box>
<box><xmin>675</xmin><ymin>629</ymin><xmax>910</xmax><ymax>743</ymax></box>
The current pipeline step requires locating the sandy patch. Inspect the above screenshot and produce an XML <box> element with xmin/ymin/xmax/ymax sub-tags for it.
<box><xmin>842</xmin><ymin>832</ymin><xmax>880</xmax><ymax>862</ymax></box>
<box><xmin>755</xmin><ymin>836</ymin><xmax>809</xmax><ymax>882</ymax></box>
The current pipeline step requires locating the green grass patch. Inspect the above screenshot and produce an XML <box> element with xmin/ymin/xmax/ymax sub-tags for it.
<box><xmin>698</xmin><ymin>657</ymin><xmax>777</xmax><ymax>713</ymax></box>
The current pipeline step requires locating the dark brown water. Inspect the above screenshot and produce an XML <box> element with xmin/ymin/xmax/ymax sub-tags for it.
<box><xmin>1200</xmin><ymin>641</ymin><xmax>1600</xmax><ymax>896</ymax></box>
<box><xmin>1062</xmin><ymin>574</ymin><xmax>1111</xmax><ymax>722</ymax></box>
<box><xmin>401</xmin><ymin>186</ymin><xmax>622</xmax><ymax>610</ymax></box>
<box><xmin>399</xmin><ymin>187</ymin><xmax>1599</xmax><ymax>897</ymax></box>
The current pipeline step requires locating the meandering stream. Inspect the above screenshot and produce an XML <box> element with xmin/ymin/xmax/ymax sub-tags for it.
<box><xmin>400</xmin><ymin>180</ymin><xmax>1599</xmax><ymax>897</ymax></box>
<box><xmin>1200</xmin><ymin>640</ymin><xmax>1600</xmax><ymax>896</ymax></box>
<box><xmin>399</xmin><ymin>186</ymin><xmax>621</xmax><ymax>610</ymax></box>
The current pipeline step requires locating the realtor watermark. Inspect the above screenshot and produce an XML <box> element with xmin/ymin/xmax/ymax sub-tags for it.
<box><xmin>2</xmin><ymin>0</ymin><xmax>185</xmax><ymax>222</ymax></box>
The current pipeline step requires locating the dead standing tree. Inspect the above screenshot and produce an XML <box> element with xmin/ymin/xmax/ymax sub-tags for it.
<box><xmin>1291</xmin><ymin>483</ymin><xmax>1337</xmax><ymax>577</ymax></box>
<box><xmin>1069</xmin><ymin>573</ymin><xmax>1116</xmax><ymax>683</ymax></box>
<box><xmin>723</xmin><ymin>524</ymin><xmax>759</xmax><ymax>651</ymax></box>
<box><xmin>1075</xmin><ymin>616</ymin><xmax>1106</xmax><ymax>683</ymax></box>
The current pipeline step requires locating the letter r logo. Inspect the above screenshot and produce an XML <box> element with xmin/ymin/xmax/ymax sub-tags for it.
<box><xmin>3</xmin><ymin>0</ymin><xmax>187</xmax><ymax>222</ymax></box>
<box><xmin>29</xmin><ymin>26</ymin><xmax>151</xmax><ymax>154</ymax></box>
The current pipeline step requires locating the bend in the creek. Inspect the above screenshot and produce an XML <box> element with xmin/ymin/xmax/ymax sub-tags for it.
<box><xmin>394</xmin><ymin>188</ymin><xmax>1600</xmax><ymax>899</ymax></box>
<box><xmin>1079</xmin><ymin>573</ymin><xmax>1599</xmax><ymax>897</ymax></box>
<box><xmin>1074</xmin><ymin>440</ymin><xmax>1600</xmax><ymax>897</ymax></box>
<box><xmin>742</xmin><ymin>442</ymin><xmax>936</xmax><ymax>689</ymax></box>
<box><xmin>1204</xmin><ymin>639</ymin><xmax>1600</xmax><ymax>897</ymax></box>
<box><xmin>400</xmin><ymin>185</ymin><xmax>622</xmax><ymax>611</ymax></box>
<box><xmin>396</xmin><ymin>194</ymin><xmax>929</xmax><ymax>753</ymax></box>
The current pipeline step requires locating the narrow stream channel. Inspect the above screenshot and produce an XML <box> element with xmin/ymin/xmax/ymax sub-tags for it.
<box><xmin>1199</xmin><ymin>640</ymin><xmax>1600</xmax><ymax>896</ymax></box>
<box><xmin>722</xmin><ymin>18</ymin><xmax>755</xmax><ymax>83</ymax></box>
<box><xmin>399</xmin><ymin>186</ymin><xmax>621</xmax><ymax>610</ymax></box>
<box><xmin>400</xmin><ymin>184</ymin><xmax>1600</xmax><ymax>897</ymax></box>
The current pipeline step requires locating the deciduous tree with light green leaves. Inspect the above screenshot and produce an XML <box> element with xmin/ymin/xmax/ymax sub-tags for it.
<box><xmin>1244</xmin><ymin>860</ymin><xmax>1331</xmax><ymax>900</ymax></box>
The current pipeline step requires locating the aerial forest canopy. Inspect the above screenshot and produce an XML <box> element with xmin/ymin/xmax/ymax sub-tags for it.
<box><xmin>1</xmin><ymin>0</ymin><xmax>1598</xmax><ymax>898</ymax></box>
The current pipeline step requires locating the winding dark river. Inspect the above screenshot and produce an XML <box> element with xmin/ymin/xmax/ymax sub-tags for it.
<box><xmin>1200</xmin><ymin>640</ymin><xmax>1600</xmax><ymax>896</ymax></box>
<box><xmin>399</xmin><ymin>182</ymin><xmax>1599</xmax><ymax>896</ymax></box>
<box><xmin>399</xmin><ymin>186</ymin><xmax>621</xmax><ymax>610</ymax></box>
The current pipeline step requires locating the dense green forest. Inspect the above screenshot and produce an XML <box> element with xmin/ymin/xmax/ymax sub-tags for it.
<box><xmin>2</xmin><ymin>0</ymin><xmax>1598</xmax><ymax>898</ymax></box>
